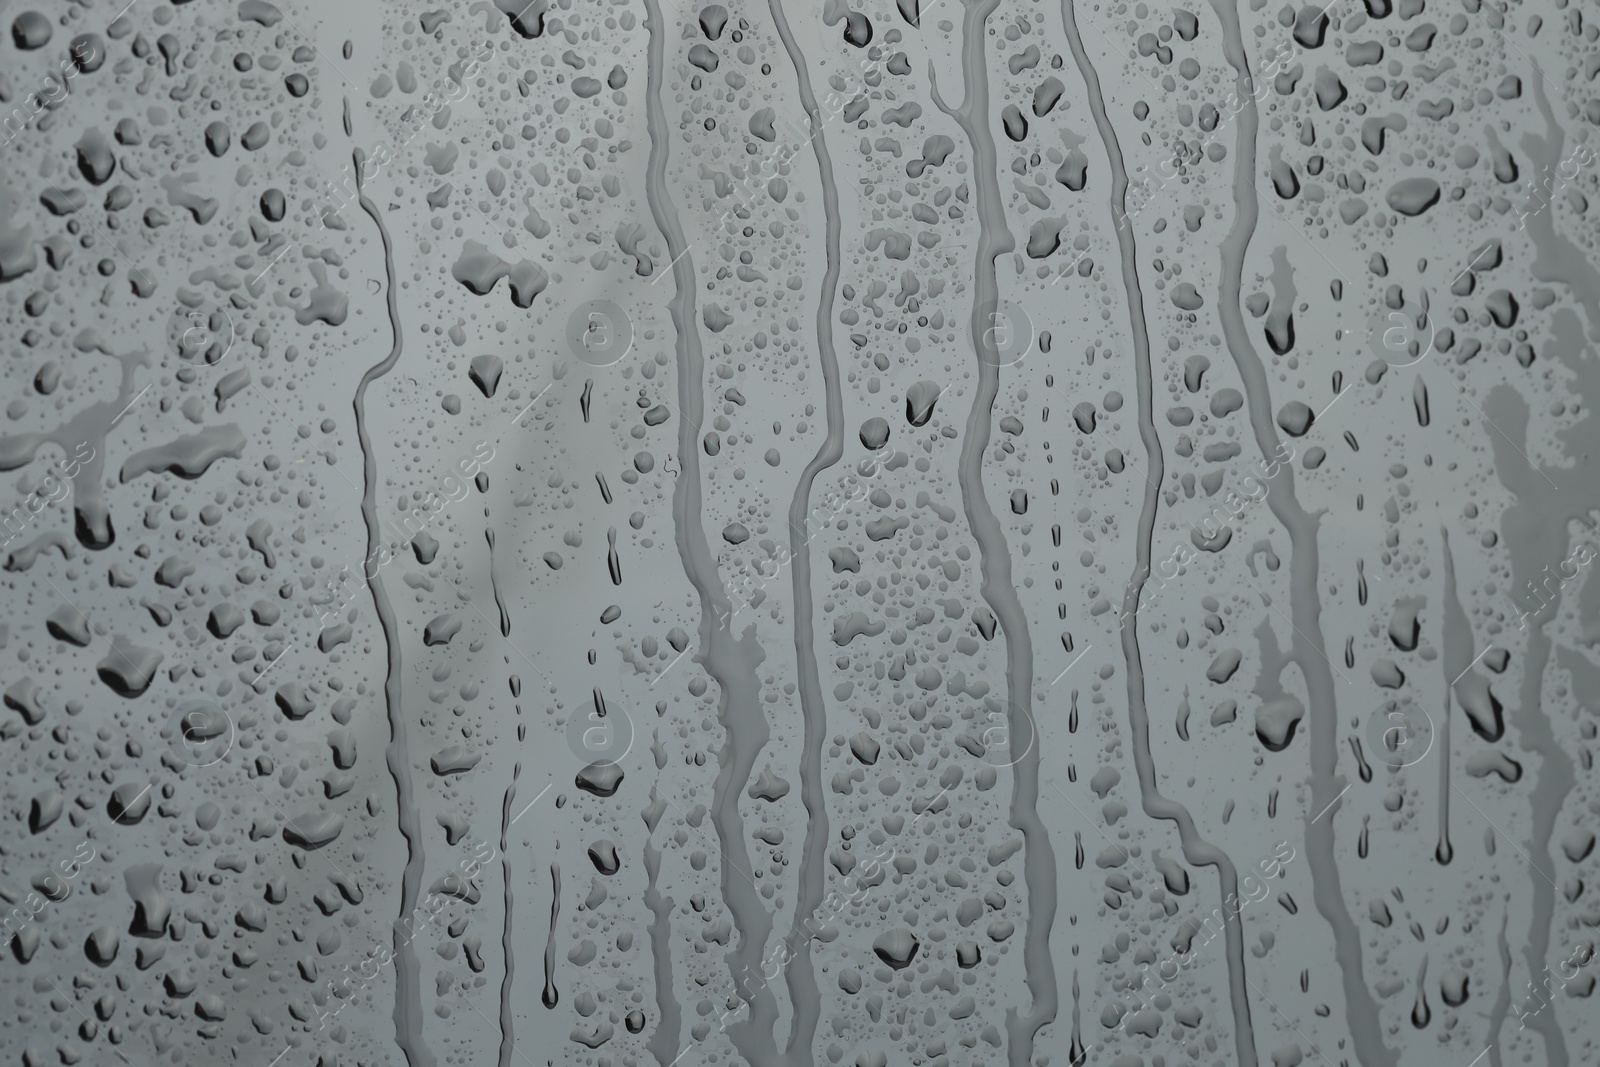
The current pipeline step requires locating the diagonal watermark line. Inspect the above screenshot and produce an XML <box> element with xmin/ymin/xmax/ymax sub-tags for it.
<box><xmin>1308</xmin><ymin>782</ymin><xmax>1350</xmax><ymax>825</ymax></box>
<box><xmin>46</xmin><ymin>980</ymin><xmax>136</xmax><ymax>1067</ymax></box>
<box><xmin>1309</xmin><ymin>0</ymin><xmax>1355</xmax><ymax>22</ymax></box>
<box><xmin>911</xmin><ymin>786</ymin><xmax>950</xmax><ymax>826</ymax></box>
<box><xmin>654</xmin><ymin>394</ymin><xmax>707</xmax><ymax>441</ymax></box>
<box><xmin>108</xmin><ymin>0</ymin><xmax>148</xmax><ymax>29</ymax></box>
<box><xmin>512</xmin><ymin>383</ymin><xmax>554</xmax><ymax>427</ymax></box>
<box><xmin>250</xmin><ymin>643</ymin><xmax>293</xmax><ymax>692</ymax></box>
<box><xmin>444</xmin><ymin>184</ymin><xmax>517</xmax><ymax>247</ymax></box>
<box><xmin>1313</xmin><ymin>387</ymin><xmax>1350</xmax><ymax>424</ymax></box>
<box><xmin>1449</xmin><ymin>239</ymin><xmax>1503</xmax><ymax>291</ymax></box>
<box><xmin>1107</xmin><ymin>439</ymin><xmax>1161</xmax><ymax>496</ymax></box>
<box><xmin>1450</xmin><ymin>646</ymin><xmax>1492</xmax><ymax>687</ymax></box>
<box><xmin>1468</xmin><ymin>18</ymin><xmax>1564</xmax><ymax>136</ymax></box>
<box><xmin>40</xmin><ymin>575</ymin><xmax>98</xmax><ymax>635</ymax></box>
<box><xmin>1051</xmin><ymin>643</ymin><xmax>1093</xmax><ymax>685</ymax></box>
<box><xmin>650</xmin><ymin>245</ymin><xmax>693</xmax><ymax>284</ymax></box>
<box><xmin>263</xmin><ymin>1045</ymin><xmax>291</xmax><ymax>1067</ymax></box>
<box><xmin>249</xmin><ymin>239</ymin><xmax>294</xmax><ymax>287</ymax></box>
<box><xmin>650</xmin><ymin>647</ymin><xmax>690</xmax><ymax>688</ymax></box>
<box><xmin>1249</xmin><ymin>181</ymin><xmax>1356</xmax><ymax>284</ymax></box>
<box><xmin>507</xmin><ymin>782</ymin><xmax>553</xmax><ymax>827</ymax></box>
<box><xmin>510</xmin><ymin>0</ymin><xmax>545</xmax><ymax>23</ymax></box>
<box><xmin>110</xmin><ymin>782</ymin><xmax>153</xmax><ymax>825</ymax></box>
<box><xmin>110</xmin><ymin>383</ymin><xmax>151</xmax><ymax>427</ymax></box>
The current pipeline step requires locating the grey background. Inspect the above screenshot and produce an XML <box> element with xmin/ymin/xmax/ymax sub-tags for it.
<box><xmin>0</xmin><ymin>0</ymin><xmax>1595</xmax><ymax>1066</ymax></box>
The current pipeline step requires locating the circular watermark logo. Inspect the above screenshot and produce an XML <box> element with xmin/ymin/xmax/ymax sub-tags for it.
<box><xmin>978</xmin><ymin>300</ymin><xmax>1034</xmax><ymax>368</ymax></box>
<box><xmin>566</xmin><ymin>300</ymin><xmax>634</xmax><ymax>367</ymax></box>
<box><xmin>1364</xmin><ymin>698</ymin><xmax>1434</xmax><ymax>770</ymax></box>
<box><xmin>972</xmin><ymin>699</ymin><xmax>1037</xmax><ymax>769</ymax></box>
<box><xmin>565</xmin><ymin>699</ymin><xmax>635</xmax><ymax>766</ymax></box>
<box><xmin>1366</xmin><ymin>300</ymin><xmax>1434</xmax><ymax>368</ymax></box>
<box><xmin>168</xmin><ymin>301</ymin><xmax>237</xmax><ymax>368</ymax></box>
<box><xmin>167</xmin><ymin>700</ymin><xmax>235</xmax><ymax>768</ymax></box>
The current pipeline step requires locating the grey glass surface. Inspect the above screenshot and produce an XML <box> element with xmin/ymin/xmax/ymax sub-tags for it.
<box><xmin>1</xmin><ymin>1</ymin><xmax>1597</xmax><ymax>1065</ymax></box>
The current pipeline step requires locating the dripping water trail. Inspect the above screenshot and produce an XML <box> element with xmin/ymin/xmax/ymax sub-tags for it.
<box><xmin>1069</xmin><ymin>970</ymin><xmax>1086</xmax><ymax>1066</ymax></box>
<box><xmin>1486</xmin><ymin>909</ymin><xmax>1512</xmax><ymax>1066</ymax></box>
<box><xmin>353</xmin><ymin>153</ymin><xmax>432</xmax><ymax>1067</ymax></box>
<box><xmin>1477</xmin><ymin>385</ymin><xmax>1575</xmax><ymax>1067</ymax></box>
<box><xmin>931</xmin><ymin>2</ymin><xmax>1057</xmax><ymax>1061</ymax></box>
<box><xmin>1502</xmin><ymin>565</ymin><xmax>1571</xmax><ymax>1067</ymax></box>
<box><xmin>1438</xmin><ymin>527</ymin><xmax>1469</xmax><ymax>865</ymax></box>
<box><xmin>497</xmin><ymin>754</ymin><xmax>519</xmax><ymax>1067</ymax></box>
<box><xmin>488</xmin><ymin>528</ymin><xmax>510</xmax><ymax>636</ymax></box>
<box><xmin>1411</xmin><ymin>955</ymin><xmax>1431</xmax><ymax>1029</ymax></box>
<box><xmin>494</xmin><ymin>526</ymin><xmax>520</xmax><ymax>1064</ymax></box>
<box><xmin>643</xmin><ymin>838</ymin><xmax>680</xmax><ymax>1066</ymax></box>
<box><xmin>1060</xmin><ymin>2</ymin><xmax>1256</xmax><ymax>1063</ymax></box>
<box><xmin>1203</xmin><ymin>4</ymin><xmax>1394</xmax><ymax>1063</ymax></box>
<box><xmin>642</xmin><ymin>0</ymin><xmax>777</xmax><ymax>1057</ymax></box>
<box><xmin>542</xmin><ymin>863</ymin><xmax>561</xmax><ymax>1009</ymax></box>
<box><xmin>1520</xmin><ymin>73</ymin><xmax>1600</xmax><ymax>340</ymax></box>
<box><xmin>1481</xmin><ymin>78</ymin><xmax>1588</xmax><ymax>1066</ymax></box>
<box><xmin>764</xmin><ymin>3</ymin><xmax>845</xmax><ymax>1061</ymax></box>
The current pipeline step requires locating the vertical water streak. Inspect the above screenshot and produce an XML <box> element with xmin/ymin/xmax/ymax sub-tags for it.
<box><xmin>1438</xmin><ymin>528</ymin><xmax>1466</xmax><ymax>866</ymax></box>
<box><xmin>1520</xmin><ymin>73</ymin><xmax>1600</xmax><ymax>340</ymax></box>
<box><xmin>643</xmin><ymin>841</ymin><xmax>680</xmax><ymax>1066</ymax></box>
<box><xmin>487</xmin><ymin>528</ymin><xmax>510</xmax><ymax>637</ymax></box>
<box><xmin>1487</xmin><ymin>908</ymin><xmax>1512</xmax><ymax>1067</ymax></box>
<box><xmin>1411</xmin><ymin>955</ymin><xmax>1431</xmax><ymax>1028</ymax></box>
<box><xmin>1499</xmin><ymin>546</ymin><xmax>1570</xmax><ymax>1067</ymax></box>
<box><xmin>497</xmin><ymin>762</ymin><xmax>519</xmax><ymax>1067</ymax></box>
<box><xmin>543</xmin><ymin>862</ymin><xmax>561</xmax><ymax>1009</ymax></box>
<box><xmin>1480</xmin><ymin>384</ymin><xmax>1576</xmax><ymax>1067</ymax></box>
<box><xmin>930</xmin><ymin>2</ymin><xmax>1057</xmax><ymax>1061</ymax></box>
<box><xmin>641</xmin><ymin>0</ymin><xmax>778</xmax><ymax>1056</ymax></box>
<box><xmin>1068</xmin><ymin>970</ymin><xmax>1086</xmax><ymax>1065</ymax></box>
<box><xmin>763</xmin><ymin>4</ymin><xmax>845</xmax><ymax>1062</ymax></box>
<box><xmin>1487</xmin><ymin>70</ymin><xmax>1599</xmax><ymax>1066</ymax></box>
<box><xmin>1059</xmin><ymin>3</ymin><xmax>1257</xmax><ymax>1063</ymax></box>
<box><xmin>353</xmin><ymin>153</ymin><xmax>432</xmax><ymax>1067</ymax></box>
<box><xmin>1203</xmin><ymin>5</ymin><xmax>1394</xmax><ymax>1062</ymax></box>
